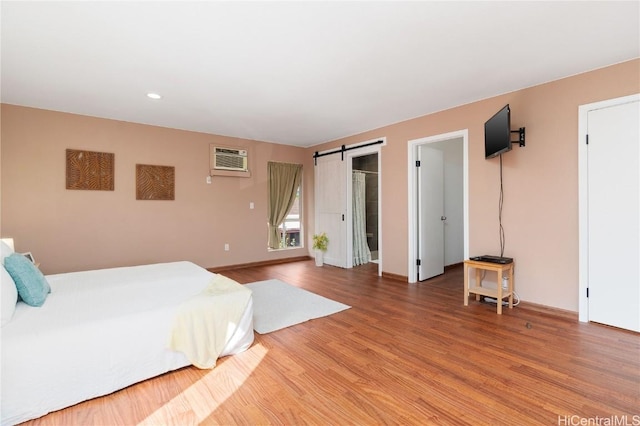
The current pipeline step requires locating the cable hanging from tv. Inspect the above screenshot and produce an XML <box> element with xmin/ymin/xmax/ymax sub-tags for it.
<box><xmin>483</xmin><ymin>104</ymin><xmax>527</xmax><ymax>259</ymax></box>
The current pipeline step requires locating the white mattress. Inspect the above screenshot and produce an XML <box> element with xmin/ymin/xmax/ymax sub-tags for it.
<box><xmin>1</xmin><ymin>261</ymin><xmax>254</xmax><ymax>426</ymax></box>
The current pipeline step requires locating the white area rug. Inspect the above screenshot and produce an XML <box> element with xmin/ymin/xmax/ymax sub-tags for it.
<box><xmin>244</xmin><ymin>279</ymin><xmax>351</xmax><ymax>334</ymax></box>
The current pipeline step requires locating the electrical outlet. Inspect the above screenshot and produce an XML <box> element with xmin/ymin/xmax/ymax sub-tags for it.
<box><xmin>206</xmin><ymin>176</ymin><xmax>212</xmax><ymax>184</ymax></box>
<box><xmin>224</xmin><ymin>243</ymin><xmax>230</xmax><ymax>251</ymax></box>
<box><xmin>249</xmin><ymin>202</ymin><xmax>254</xmax><ymax>209</ymax></box>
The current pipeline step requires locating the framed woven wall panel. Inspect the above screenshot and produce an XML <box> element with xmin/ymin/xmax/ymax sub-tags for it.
<box><xmin>66</xmin><ymin>149</ymin><xmax>115</xmax><ymax>191</ymax></box>
<box><xmin>136</xmin><ymin>164</ymin><xmax>175</xmax><ymax>200</ymax></box>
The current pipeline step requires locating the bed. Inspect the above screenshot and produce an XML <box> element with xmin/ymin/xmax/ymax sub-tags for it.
<box><xmin>1</xmin><ymin>252</ymin><xmax>254</xmax><ymax>426</ymax></box>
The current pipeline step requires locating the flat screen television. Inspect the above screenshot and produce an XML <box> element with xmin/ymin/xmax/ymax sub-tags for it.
<box><xmin>484</xmin><ymin>104</ymin><xmax>512</xmax><ymax>159</ymax></box>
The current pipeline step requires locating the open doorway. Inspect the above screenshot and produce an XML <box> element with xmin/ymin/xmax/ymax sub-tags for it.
<box><xmin>352</xmin><ymin>153</ymin><xmax>379</xmax><ymax>265</ymax></box>
<box><xmin>346</xmin><ymin>141</ymin><xmax>383</xmax><ymax>275</ymax></box>
<box><xmin>408</xmin><ymin>130</ymin><xmax>469</xmax><ymax>283</ymax></box>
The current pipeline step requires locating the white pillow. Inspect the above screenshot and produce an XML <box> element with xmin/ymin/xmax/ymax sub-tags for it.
<box><xmin>1</xmin><ymin>240</ymin><xmax>14</xmax><ymax>265</ymax></box>
<box><xmin>1</xmin><ymin>265</ymin><xmax>18</xmax><ymax>326</ymax></box>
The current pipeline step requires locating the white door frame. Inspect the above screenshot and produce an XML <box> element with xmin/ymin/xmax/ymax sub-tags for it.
<box><xmin>577</xmin><ymin>93</ymin><xmax>639</xmax><ymax>323</ymax></box>
<box><xmin>346</xmin><ymin>138</ymin><xmax>385</xmax><ymax>276</ymax></box>
<box><xmin>408</xmin><ymin>130</ymin><xmax>469</xmax><ymax>284</ymax></box>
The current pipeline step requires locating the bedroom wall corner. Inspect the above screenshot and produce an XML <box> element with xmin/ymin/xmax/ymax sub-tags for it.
<box><xmin>0</xmin><ymin>104</ymin><xmax>310</xmax><ymax>274</ymax></box>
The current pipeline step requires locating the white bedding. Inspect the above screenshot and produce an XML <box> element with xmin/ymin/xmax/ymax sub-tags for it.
<box><xmin>1</xmin><ymin>261</ymin><xmax>254</xmax><ymax>426</ymax></box>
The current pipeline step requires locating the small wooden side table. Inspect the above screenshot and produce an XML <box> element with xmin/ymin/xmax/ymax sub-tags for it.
<box><xmin>463</xmin><ymin>259</ymin><xmax>514</xmax><ymax>314</ymax></box>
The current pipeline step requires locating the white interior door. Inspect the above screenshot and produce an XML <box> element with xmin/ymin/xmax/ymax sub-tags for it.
<box><xmin>315</xmin><ymin>155</ymin><xmax>346</xmax><ymax>268</ymax></box>
<box><xmin>587</xmin><ymin>100</ymin><xmax>639</xmax><ymax>332</ymax></box>
<box><xmin>418</xmin><ymin>146</ymin><xmax>445</xmax><ymax>280</ymax></box>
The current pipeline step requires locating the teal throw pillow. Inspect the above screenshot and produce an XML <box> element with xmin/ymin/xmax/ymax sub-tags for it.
<box><xmin>4</xmin><ymin>253</ymin><xmax>50</xmax><ymax>307</ymax></box>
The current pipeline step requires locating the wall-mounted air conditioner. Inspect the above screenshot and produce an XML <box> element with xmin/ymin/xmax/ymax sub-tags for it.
<box><xmin>212</xmin><ymin>146</ymin><xmax>248</xmax><ymax>172</ymax></box>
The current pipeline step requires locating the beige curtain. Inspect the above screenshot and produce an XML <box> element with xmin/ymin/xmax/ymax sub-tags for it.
<box><xmin>268</xmin><ymin>161</ymin><xmax>303</xmax><ymax>249</ymax></box>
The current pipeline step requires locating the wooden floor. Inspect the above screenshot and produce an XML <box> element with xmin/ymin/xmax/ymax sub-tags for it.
<box><xmin>23</xmin><ymin>260</ymin><xmax>639</xmax><ymax>425</ymax></box>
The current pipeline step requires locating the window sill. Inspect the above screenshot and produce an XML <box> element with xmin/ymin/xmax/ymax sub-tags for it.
<box><xmin>268</xmin><ymin>246</ymin><xmax>304</xmax><ymax>252</ymax></box>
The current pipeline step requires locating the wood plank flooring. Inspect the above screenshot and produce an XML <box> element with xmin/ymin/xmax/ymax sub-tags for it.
<box><xmin>22</xmin><ymin>260</ymin><xmax>639</xmax><ymax>425</ymax></box>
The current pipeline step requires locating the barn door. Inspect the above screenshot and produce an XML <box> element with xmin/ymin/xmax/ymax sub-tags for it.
<box><xmin>314</xmin><ymin>155</ymin><xmax>347</xmax><ymax>267</ymax></box>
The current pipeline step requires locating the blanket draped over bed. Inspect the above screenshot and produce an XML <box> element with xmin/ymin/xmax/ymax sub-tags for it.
<box><xmin>168</xmin><ymin>274</ymin><xmax>252</xmax><ymax>368</ymax></box>
<box><xmin>1</xmin><ymin>261</ymin><xmax>255</xmax><ymax>426</ymax></box>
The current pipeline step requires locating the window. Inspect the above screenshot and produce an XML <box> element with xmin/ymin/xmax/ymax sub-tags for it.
<box><xmin>267</xmin><ymin>162</ymin><xmax>303</xmax><ymax>250</ymax></box>
<box><xmin>277</xmin><ymin>187</ymin><xmax>301</xmax><ymax>248</ymax></box>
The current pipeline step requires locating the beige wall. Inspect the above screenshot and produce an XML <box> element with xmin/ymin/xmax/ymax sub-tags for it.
<box><xmin>1</xmin><ymin>106</ymin><xmax>312</xmax><ymax>274</ymax></box>
<box><xmin>2</xmin><ymin>59</ymin><xmax>638</xmax><ymax>312</ymax></box>
<box><xmin>307</xmin><ymin>59</ymin><xmax>639</xmax><ymax>312</ymax></box>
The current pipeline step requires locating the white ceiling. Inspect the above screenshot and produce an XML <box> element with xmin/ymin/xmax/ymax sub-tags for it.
<box><xmin>1</xmin><ymin>1</ymin><xmax>638</xmax><ymax>147</ymax></box>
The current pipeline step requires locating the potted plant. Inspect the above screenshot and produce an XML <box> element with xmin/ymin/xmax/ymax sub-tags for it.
<box><xmin>312</xmin><ymin>232</ymin><xmax>329</xmax><ymax>266</ymax></box>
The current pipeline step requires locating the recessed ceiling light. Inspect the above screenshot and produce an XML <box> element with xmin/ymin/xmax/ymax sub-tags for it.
<box><xmin>146</xmin><ymin>92</ymin><xmax>162</xmax><ymax>100</ymax></box>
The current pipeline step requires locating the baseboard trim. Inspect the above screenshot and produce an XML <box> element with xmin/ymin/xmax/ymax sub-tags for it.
<box><xmin>517</xmin><ymin>300</ymin><xmax>578</xmax><ymax>321</ymax></box>
<box><xmin>211</xmin><ymin>258</ymin><xmax>584</xmax><ymax>323</ymax></box>
<box><xmin>445</xmin><ymin>262</ymin><xmax>463</xmax><ymax>271</ymax></box>
<box><xmin>208</xmin><ymin>256</ymin><xmax>312</xmax><ymax>273</ymax></box>
<box><xmin>382</xmin><ymin>271</ymin><xmax>409</xmax><ymax>282</ymax></box>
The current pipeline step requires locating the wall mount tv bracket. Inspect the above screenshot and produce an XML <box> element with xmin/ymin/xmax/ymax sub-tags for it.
<box><xmin>511</xmin><ymin>128</ymin><xmax>526</xmax><ymax>147</ymax></box>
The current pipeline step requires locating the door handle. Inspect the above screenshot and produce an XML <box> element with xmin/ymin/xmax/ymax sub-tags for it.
<box><xmin>441</xmin><ymin>216</ymin><xmax>447</xmax><ymax>221</ymax></box>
